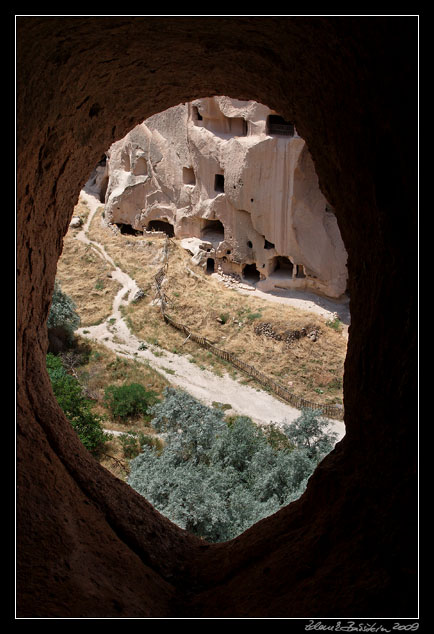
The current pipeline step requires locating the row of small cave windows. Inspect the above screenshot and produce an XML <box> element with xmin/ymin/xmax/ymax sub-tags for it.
<box><xmin>183</xmin><ymin>169</ymin><xmax>224</xmax><ymax>193</ymax></box>
<box><xmin>192</xmin><ymin>108</ymin><xmax>296</xmax><ymax>138</ymax></box>
<box><xmin>117</xmin><ymin>219</ymin><xmax>276</xmax><ymax>255</ymax></box>
<box><xmin>185</xmin><ymin>171</ymin><xmax>259</xmax><ymax>206</ymax></box>
<box><xmin>115</xmin><ymin>221</ymin><xmax>305</xmax><ymax>279</ymax></box>
<box><xmin>206</xmin><ymin>257</ymin><xmax>305</xmax><ymax>280</ymax></box>
<box><xmin>202</xmin><ymin>220</ymin><xmax>275</xmax><ymax>252</ymax></box>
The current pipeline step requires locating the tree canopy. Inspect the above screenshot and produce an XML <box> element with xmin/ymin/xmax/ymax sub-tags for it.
<box><xmin>128</xmin><ymin>387</ymin><xmax>338</xmax><ymax>542</ymax></box>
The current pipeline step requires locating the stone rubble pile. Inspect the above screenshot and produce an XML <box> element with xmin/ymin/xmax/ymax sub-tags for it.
<box><xmin>215</xmin><ymin>267</ymin><xmax>256</xmax><ymax>291</ymax></box>
<box><xmin>254</xmin><ymin>321</ymin><xmax>320</xmax><ymax>346</ymax></box>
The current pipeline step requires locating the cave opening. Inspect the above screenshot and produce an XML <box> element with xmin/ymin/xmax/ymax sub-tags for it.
<box><xmin>214</xmin><ymin>173</ymin><xmax>225</xmax><ymax>193</ymax></box>
<box><xmin>45</xmin><ymin>93</ymin><xmax>349</xmax><ymax>584</ymax></box>
<box><xmin>242</xmin><ymin>262</ymin><xmax>260</xmax><ymax>282</ymax></box>
<box><xmin>266</xmin><ymin>114</ymin><xmax>295</xmax><ymax>136</ymax></box>
<box><xmin>271</xmin><ymin>255</ymin><xmax>294</xmax><ymax>276</ymax></box>
<box><xmin>296</xmin><ymin>264</ymin><xmax>305</xmax><ymax>278</ymax></box>
<box><xmin>49</xmin><ymin>98</ymin><xmax>349</xmax><ymax>552</ymax></box>
<box><xmin>115</xmin><ymin>222</ymin><xmax>142</xmax><ymax>236</ymax></box>
<box><xmin>183</xmin><ymin>166</ymin><xmax>196</xmax><ymax>185</ymax></box>
<box><xmin>17</xmin><ymin>15</ymin><xmax>417</xmax><ymax>619</ymax></box>
<box><xmin>201</xmin><ymin>219</ymin><xmax>225</xmax><ymax>240</ymax></box>
<box><xmin>192</xmin><ymin>105</ymin><xmax>203</xmax><ymax>122</ymax></box>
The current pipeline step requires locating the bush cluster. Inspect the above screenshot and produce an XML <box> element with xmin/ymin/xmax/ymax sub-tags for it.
<box><xmin>46</xmin><ymin>353</ymin><xmax>109</xmax><ymax>456</ymax></box>
<box><xmin>128</xmin><ymin>387</ymin><xmax>338</xmax><ymax>542</ymax></box>
<box><xmin>103</xmin><ymin>383</ymin><xmax>158</xmax><ymax>422</ymax></box>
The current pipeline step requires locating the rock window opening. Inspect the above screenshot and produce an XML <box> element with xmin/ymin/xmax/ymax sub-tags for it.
<box><xmin>228</xmin><ymin>117</ymin><xmax>248</xmax><ymax>136</ymax></box>
<box><xmin>243</xmin><ymin>263</ymin><xmax>260</xmax><ymax>282</ymax></box>
<box><xmin>192</xmin><ymin>105</ymin><xmax>203</xmax><ymax>121</ymax></box>
<box><xmin>206</xmin><ymin>258</ymin><xmax>215</xmax><ymax>273</ymax></box>
<box><xmin>115</xmin><ymin>223</ymin><xmax>142</xmax><ymax>236</ymax></box>
<box><xmin>214</xmin><ymin>174</ymin><xmax>225</xmax><ymax>193</ymax></box>
<box><xmin>147</xmin><ymin>220</ymin><xmax>175</xmax><ymax>237</ymax></box>
<box><xmin>247</xmin><ymin>240</ymin><xmax>253</xmax><ymax>248</ymax></box>
<box><xmin>296</xmin><ymin>264</ymin><xmax>306</xmax><ymax>278</ymax></box>
<box><xmin>99</xmin><ymin>175</ymin><xmax>109</xmax><ymax>203</ymax></box>
<box><xmin>132</xmin><ymin>156</ymin><xmax>147</xmax><ymax>176</ymax></box>
<box><xmin>264</xmin><ymin>239</ymin><xmax>275</xmax><ymax>250</ymax></box>
<box><xmin>267</xmin><ymin>114</ymin><xmax>295</xmax><ymax>137</ymax></box>
<box><xmin>183</xmin><ymin>167</ymin><xmax>196</xmax><ymax>185</ymax></box>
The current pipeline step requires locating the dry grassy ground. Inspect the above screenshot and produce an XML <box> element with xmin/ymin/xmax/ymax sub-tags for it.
<box><xmin>80</xmin><ymin>205</ymin><xmax>347</xmax><ymax>406</ymax></box>
<box><xmin>55</xmin><ymin>199</ymin><xmax>122</xmax><ymax>326</ymax></box>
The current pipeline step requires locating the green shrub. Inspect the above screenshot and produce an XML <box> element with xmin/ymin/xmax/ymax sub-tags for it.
<box><xmin>119</xmin><ymin>431</ymin><xmax>142</xmax><ymax>459</ymax></box>
<box><xmin>103</xmin><ymin>383</ymin><xmax>158</xmax><ymax>422</ymax></box>
<box><xmin>46</xmin><ymin>353</ymin><xmax>108</xmax><ymax>456</ymax></box>
<box><xmin>325</xmin><ymin>317</ymin><xmax>342</xmax><ymax>332</ymax></box>
<box><xmin>119</xmin><ymin>431</ymin><xmax>164</xmax><ymax>459</ymax></box>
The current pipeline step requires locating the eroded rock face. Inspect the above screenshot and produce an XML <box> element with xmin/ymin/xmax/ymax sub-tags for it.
<box><xmin>103</xmin><ymin>97</ymin><xmax>348</xmax><ymax>298</ymax></box>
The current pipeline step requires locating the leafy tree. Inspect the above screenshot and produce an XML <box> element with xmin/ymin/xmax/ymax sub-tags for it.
<box><xmin>46</xmin><ymin>353</ymin><xmax>109</xmax><ymax>455</ymax></box>
<box><xmin>103</xmin><ymin>383</ymin><xmax>158</xmax><ymax>422</ymax></box>
<box><xmin>280</xmin><ymin>408</ymin><xmax>338</xmax><ymax>462</ymax></box>
<box><xmin>128</xmin><ymin>388</ymin><xmax>338</xmax><ymax>543</ymax></box>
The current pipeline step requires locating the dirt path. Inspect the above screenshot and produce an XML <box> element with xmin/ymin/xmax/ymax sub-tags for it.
<box><xmin>75</xmin><ymin>182</ymin><xmax>346</xmax><ymax>440</ymax></box>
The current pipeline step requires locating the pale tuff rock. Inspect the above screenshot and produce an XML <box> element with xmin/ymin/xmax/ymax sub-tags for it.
<box><xmin>69</xmin><ymin>216</ymin><xmax>83</xmax><ymax>228</ymax></box>
<box><xmin>102</xmin><ymin>97</ymin><xmax>348</xmax><ymax>299</ymax></box>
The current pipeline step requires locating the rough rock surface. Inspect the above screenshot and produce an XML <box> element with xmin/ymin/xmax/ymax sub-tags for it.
<box><xmin>103</xmin><ymin>98</ymin><xmax>348</xmax><ymax>298</ymax></box>
<box><xmin>16</xmin><ymin>16</ymin><xmax>417</xmax><ymax>618</ymax></box>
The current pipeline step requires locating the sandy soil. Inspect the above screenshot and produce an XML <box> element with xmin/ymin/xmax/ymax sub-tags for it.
<box><xmin>74</xmin><ymin>181</ymin><xmax>346</xmax><ymax>441</ymax></box>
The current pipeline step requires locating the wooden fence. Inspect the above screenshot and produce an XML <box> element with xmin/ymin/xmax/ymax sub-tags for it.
<box><xmin>153</xmin><ymin>239</ymin><xmax>345</xmax><ymax>421</ymax></box>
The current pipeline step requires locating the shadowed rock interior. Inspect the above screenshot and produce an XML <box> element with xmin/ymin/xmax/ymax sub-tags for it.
<box><xmin>16</xmin><ymin>16</ymin><xmax>417</xmax><ymax>618</ymax></box>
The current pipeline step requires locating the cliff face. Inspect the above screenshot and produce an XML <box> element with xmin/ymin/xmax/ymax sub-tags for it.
<box><xmin>103</xmin><ymin>97</ymin><xmax>348</xmax><ymax>298</ymax></box>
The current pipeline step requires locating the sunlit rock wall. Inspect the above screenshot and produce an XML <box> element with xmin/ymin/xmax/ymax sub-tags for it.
<box><xmin>104</xmin><ymin>96</ymin><xmax>347</xmax><ymax>297</ymax></box>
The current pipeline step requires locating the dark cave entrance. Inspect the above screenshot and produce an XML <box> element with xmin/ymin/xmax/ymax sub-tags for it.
<box><xmin>201</xmin><ymin>219</ymin><xmax>225</xmax><ymax>241</ymax></box>
<box><xmin>271</xmin><ymin>256</ymin><xmax>294</xmax><ymax>276</ymax></box>
<box><xmin>266</xmin><ymin>114</ymin><xmax>295</xmax><ymax>136</ymax></box>
<box><xmin>147</xmin><ymin>220</ymin><xmax>175</xmax><ymax>237</ymax></box>
<box><xmin>243</xmin><ymin>262</ymin><xmax>260</xmax><ymax>282</ymax></box>
<box><xmin>115</xmin><ymin>223</ymin><xmax>142</xmax><ymax>236</ymax></box>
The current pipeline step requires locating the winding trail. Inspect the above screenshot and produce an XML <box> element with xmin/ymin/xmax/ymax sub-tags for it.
<box><xmin>75</xmin><ymin>182</ymin><xmax>346</xmax><ymax>440</ymax></box>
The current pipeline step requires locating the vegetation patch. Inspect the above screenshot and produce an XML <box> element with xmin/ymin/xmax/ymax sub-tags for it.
<box><xmin>128</xmin><ymin>387</ymin><xmax>338</xmax><ymax>542</ymax></box>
